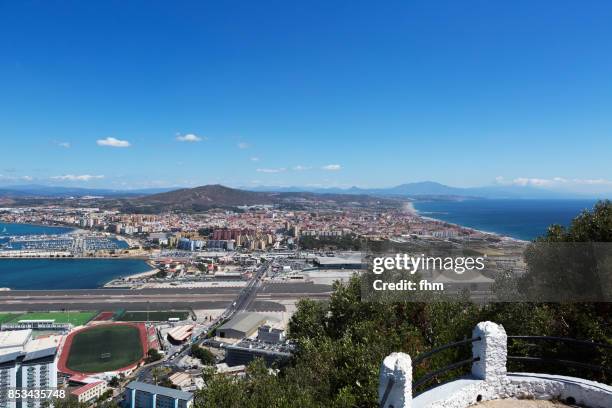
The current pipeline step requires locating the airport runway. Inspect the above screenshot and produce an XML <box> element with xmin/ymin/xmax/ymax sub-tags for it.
<box><xmin>0</xmin><ymin>282</ymin><xmax>333</xmax><ymax>312</ymax></box>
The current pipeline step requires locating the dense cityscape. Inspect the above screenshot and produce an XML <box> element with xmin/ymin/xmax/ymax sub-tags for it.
<box><xmin>2</xmin><ymin>1</ymin><xmax>611</xmax><ymax>407</ymax></box>
<box><xmin>0</xmin><ymin>190</ymin><xmax>528</xmax><ymax>407</ymax></box>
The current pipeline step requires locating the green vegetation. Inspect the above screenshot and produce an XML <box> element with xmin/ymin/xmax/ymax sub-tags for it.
<box><xmin>0</xmin><ymin>313</ymin><xmax>17</xmax><ymax>323</ymax></box>
<box><xmin>195</xmin><ymin>201</ymin><xmax>612</xmax><ymax>408</ymax></box>
<box><xmin>517</xmin><ymin>200</ymin><xmax>612</xmax><ymax>302</ymax></box>
<box><xmin>96</xmin><ymin>389</ymin><xmax>114</xmax><ymax>402</ymax></box>
<box><xmin>45</xmin><ymin>396</ymin><xmax>120</xmax><ymax>408</ymax></box>
<box><xmin>117</xmin><ymin>310</ymin><xmax>190</xmax><ymax>322</ymax></box>
<box><xmin>145</xmin><ymin>348</ymin><xmax>163</xmax><ymax>364</ymax></box>
<box><xmin>198</xmin><ymin>227</ymin><xmax>214</xmax><ymax>237</ymax></box>
<box><xmin>298</xmin><ymin>234</ymin><xmax>363</xmax><ymax>251</ymax></box>
<box><xmin>191</xmin><ymin>344</ymin><xmax>216</xmax><ymax>365</ymax></box>
<box><xmin>151</xmin><ymin>366</ymin><xmax>171</xmax><ymax>385</ymax></box>
<box><xmin>7</xmin><ymin>311</ymin><xmax>96</xmax><ymax>326</ymax></box>
<box><xmin>66</xmin><ymin>325</ymin><xmax>143</xmax><ymax>372</ymax></box>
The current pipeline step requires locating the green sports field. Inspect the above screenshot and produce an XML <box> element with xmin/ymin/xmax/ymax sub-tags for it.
<box><xmin>66</xmin><ymin>325</ymin><xmax>144</xmax><ymax>373</ymax></box>
<box><xmin>0</xmin><ymin>313</ymin><xmax>15</xmax><ymax>324</ymax></box>
<box><xmin>117</xmin><ymin>310</ymin><xmax>190</xmax><ymax>322</ymax></box>
<box><xmin>7</xmin><ymin>311</ymin><xmax>96</xmax><ymax>326</ymax></box>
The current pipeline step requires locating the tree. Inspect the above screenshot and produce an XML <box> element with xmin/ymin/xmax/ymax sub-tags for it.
<box><xmin>96</xmin><ymin>389</ymin><xmax>114</xmax><ymax>402</ymax></box>
<box><xmin>145</xmin><ymin>348</ymin><xmax>163</xmax><ymax>363</ymax></box>
<box><xmin>160</xmin><ymin>377</ymin><xmax>177</xmax><ymax>389</ymax></box>
<box><xmin>518</xmin><ymin>200</ymin><xmax>612</xmax><ymax>302</ymax></box>
<box><xmin>109</xmin><ymin>376</ymin><xmax>120</xmax><ymax>388</ymax></box>
<box><xmin>43</xmin><ymin>396</ymin><xmax>87</xmax><ymax>408</ymax></box>
<box><xmin>151</xmin><ymin>366</ymin><xmax>169</xmax><ymax>385</ymax></box>
<box><xmin>198</xmin><ymin>227</ymin><xmax>214</xmax><ymax>237</ymax></box>
<box><xmin>191</xmin><ymin>344</ymin><xmax>216</xmax><ymax>365</ymax></box>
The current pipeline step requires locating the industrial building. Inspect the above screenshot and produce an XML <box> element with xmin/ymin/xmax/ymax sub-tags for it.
<box><xmin>257</xmin><ymin>325</ymin><xmax>285</xmax><ymax>344</ymax></box>
<box><xmin>216</xmin><ymin>313</ymin><xmax>268</xmax><ymax>339</ymax></box>
<box><xmin>167</xmin><ymin>325</ymin><xmax>194</xmax><ymax>344</ymax></box>
<box><xmin>313</xmin><ymin>254</ymin><xmax>365</xmax><ymax>269</ymax></box>
<box><xmin>124</xmin><ymin>381</ymin><xmax>193</xmax><ymax>408</ymax></box>
<box><xmin>225</xmin><ymin>340</ymin><xmax>293</xmax><ymax>367</ymax></box>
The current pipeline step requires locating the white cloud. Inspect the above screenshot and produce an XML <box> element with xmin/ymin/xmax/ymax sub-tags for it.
<box><xmin>250</xmin><ymin>157</ymin><xmax>260</xmax><ymax>162</ymax></box>
<box><xmin>51</xmin><ymin>174</ymin><xmax>105</xmax><ymax>181</ymax></box>
<box><xmin>578</xmin><ymin>178</ymin><xmax>612</xmax><ymax>185</ymax></box>
<box><xmin>96</xmin><ymin>137</ymin><xmax>130</xmax><ymax>147</ymax></box>
<box><xmin>496</xmin><ymin>176</ymin><xmax>612</xmax><ymax>188</ymax></box>
<box><xmin>238</xmin><ymin>142</ymin><xmax>249</xmax><ymax>149</ymax></box>
<box><xmin>0</xmin><ymin>174</ymin><xmax>34</xmax><ymax>182</ymax></box>
<box><xmin>256</xmin><ymin>168</ymin><xmax>286</xmax><ymax>173</ymax></box>
<box><xmin>176</xmin><ymin>133</ymin><xmax>203</xmax><ymax>142</ymax></box>
<box><xmin>512</xmin><ymin>177</ymin><xmax>555</xmax><ymax>187</ymax></box>
<box><xmin>293</xmin><ymin>165</ymin><xmax>310</xmax><ymax>171</ymax></box>
<box><xmin>56</xmin><ymin>141</ymin><xmax>71</xmax><ymax>148</ymax></box>
<box><xmin>322</xmin><ymin>164</ymin><xmax>341</xmax><ymax>171</ymax></box>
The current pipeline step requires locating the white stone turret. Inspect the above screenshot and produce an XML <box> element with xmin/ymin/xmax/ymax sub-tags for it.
<box><xmin>379</xmin><ymin>352</ymin><xmax>412</xmax><ymax>408</ymax></box>
<box><xmin>471</xmin><ymin>321</ymin><xmax>507</xmax><ymax>382</ymax></box>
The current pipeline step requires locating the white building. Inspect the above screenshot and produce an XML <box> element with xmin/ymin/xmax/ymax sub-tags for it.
<box><xmin>0</xmin><ymin>330</ymin><xmax>58</xmax><ymax>408</ymax></box>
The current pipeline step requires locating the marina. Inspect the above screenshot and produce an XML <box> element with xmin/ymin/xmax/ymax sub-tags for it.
<box><xmin>0</xmin><ymin>223</ymin><xmax>128</xmax><ymax>255</ymax></box>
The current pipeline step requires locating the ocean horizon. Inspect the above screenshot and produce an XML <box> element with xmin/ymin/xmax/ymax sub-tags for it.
<box><xmin>413</xmin><ymin>198</ymin><xmax>598</xmax><ymax>241</ymax></box>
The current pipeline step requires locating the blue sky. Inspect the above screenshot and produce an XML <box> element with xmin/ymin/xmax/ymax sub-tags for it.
<box><xmin>1</xmin><ymin>1</ymin><xmax>612</xmax><ymax>193</ymax></box>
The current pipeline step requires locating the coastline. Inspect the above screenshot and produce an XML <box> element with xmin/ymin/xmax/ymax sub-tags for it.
<box><xmin>108</xmin><ymin>259</ymin><xmax>160</xmax><ymax>281</ymax></box>
<box><xmin>411</xmin><ymin>201</ymin><xmax>528</xmax><ymax>243</ymax></box>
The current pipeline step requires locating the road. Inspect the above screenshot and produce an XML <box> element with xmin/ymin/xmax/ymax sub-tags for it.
<box><xmin>167</xmin><ymin>261</ymin><xmax>271</xmax><ymax>364</ymax></box>
<box><xmin>136</xmin><ymin>261</ymin><xmax>273</xmax><ymax>381</ymax></box>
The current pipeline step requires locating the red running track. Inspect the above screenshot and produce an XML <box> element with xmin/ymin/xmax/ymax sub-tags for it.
<box><xmin>58</xmin><ymin>322</ymin><xmax>150</xmax><ymax>376</ymax></box>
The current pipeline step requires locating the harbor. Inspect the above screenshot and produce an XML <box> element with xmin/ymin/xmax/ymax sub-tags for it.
<box><xmin>0</xmin><ymin>224</ymin><xmax>129</xmax><ymax>257</ymax></box>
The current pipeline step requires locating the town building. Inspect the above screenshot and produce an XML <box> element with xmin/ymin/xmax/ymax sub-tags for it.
<box><xmin>70</xmin><ymin>380</ymin><xmax>107</xmax><ymax>403</ymax></box>
<box><xmin>124</xmin><ymin>381</ymin><xmax>193</xmax><ymax>408</ymax></box>
<box><xmin>0</xmin><ymin>330</ymin><xmax>58</xmax><ymax>408</ymax></box>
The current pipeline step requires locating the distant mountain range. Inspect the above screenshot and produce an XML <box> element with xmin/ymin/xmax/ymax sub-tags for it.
<box><xmin>246</xmin><ymin>181</ymin><xmax>596</xmax><ymax>199</ymax></box>
<box><xmin>0</xmin><ymin>181</ymin><xmax>603</xmax><ymax>202</ymax></box>
<box><xmin>115</xmin><ymin>184</ymin><xmax>400</xmax><ymax>212</ymax></box>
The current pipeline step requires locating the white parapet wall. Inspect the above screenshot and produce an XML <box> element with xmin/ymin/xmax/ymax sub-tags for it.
<box><xmin>379</xmin><ymin>352</ymin><xmax>412</xmax><ymax>408</ymax></box>
<box><xmin>379</xmin><ymin>321</ymin><xmax>612</xmax><ymax>408</ymax></box>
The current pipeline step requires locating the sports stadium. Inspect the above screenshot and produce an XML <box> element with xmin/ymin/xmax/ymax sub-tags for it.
<box><xmin>58</xmin><ymin>322</ymin><xmax>149</xmax><ymax>375</ymax></box>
